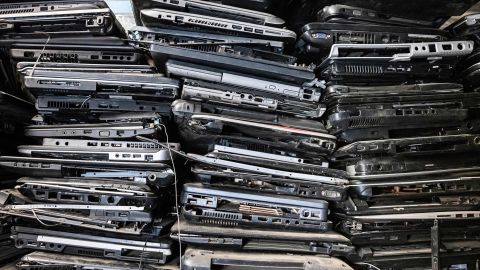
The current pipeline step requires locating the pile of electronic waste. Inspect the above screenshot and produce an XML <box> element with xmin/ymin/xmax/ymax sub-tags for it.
<box><xmin>0</xmin><ymin>1</ymin><xmax>479</xmax><ymax>269</ymax></box>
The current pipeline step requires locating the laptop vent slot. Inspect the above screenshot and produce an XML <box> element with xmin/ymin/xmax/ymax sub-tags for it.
<box><xmin>187</xmin><ymin>18</ymin><xmax>228</xmax><ymax>29</ymax></box>
<box><xmin>40</xmin><ymin>53</ymin><xmax>79</xmax><ymax>63</ymax></box>
<box><xmin>0</xmin><ymin>5</ymin><xmax>22</xmax><ymax>9</ymax></box>
<box><xmin>365</xmin><ymin>33</ymin><xmax>375</xmax><ymax>43</ymax></box>
<box><xmin>47</xmin><ymin>101</ymin><xmax>89</xmax><ymax>109</ymax></box>
<box><xmin>179</xmin><ymin>44</ymin><xmax>224</xmax><ymax>53</ymax></box>
<box><xmin>126</xmin><ymin>142</ymin><xmax>160</xmax><ymax>149</ymax></box>
<box><xmin>122</xmin><ymin>198</ymin><xmax>146</xmax><ymax>207</ymax></box>
<box><xmin>333</xmin><ymin>32</ymin><xmax>375</xmax><ymax>44</ymax></box>
<box><xmin>344</xmin><ymin>65</ymin><xmax>382</xmax><ymax>74</ymax></box>
<box><xmin>349</xmin><ymin>117</ymin><xmax>383</xmax><ymax>128</ymax></box>
<box><xmin>0</xmin><ymin>8</ymin><xmax>34</xmax><ymax>14</ymax></box>
<box><xmin>76</xmin><ymin>248</ymin><xmax>104</xmax><ymax>257</ymax></box>
<box><xmin>198</xmin><ymin>217</ymin><xmax>239</xmax><ymax>227</ymax></box>
<box><xmin>244</xmin><ymin>143</ymin><xmax>269</xmax><ymax>153</ymax></box>
<box><xmin>202</xmin><ymin>210</ymin><xmax>241</xmax><ymax>220</ymax></box>
<box><xmin>150</xmin><ymin>34</ymin><xmax>193</xmax><ymax>45</ymax></box>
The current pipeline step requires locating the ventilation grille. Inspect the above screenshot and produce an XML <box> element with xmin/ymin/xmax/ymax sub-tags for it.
<box><xmin>343</xmin><ymin>65</ymin><xmax>382</xmax><ymax>74</ymax></box>
<box><xmin>349</xmin><ymin>117</ymin><xmax>383</xmax><ymax>128</ymax></box>
<box><xmin>198</xmin><ymin>217</ymin><xmax>239</xmax><ymax>227</ymax></box>
<box><xmin>147</xmin><ymin>34</ymin><xmax>194</xmax><ymax>44</ymax></box>
<box><xmin>201</xmin><ymin>210</ymin><xmax>242</xmax><ymax>221</ymax></box>
<box><xmin>126</xmin><ymin>142</ymin><xmax>161</xmax><ymax>149</ymax></box>
<box><xmin>0</xmin><ymin>5</ymin><xmax>22</xmax><ymax>9</ymax></box>
<box><xmin>40</xmin><ymin>53</ymin><xmax>79</xmax><ymax>63</ymax></box>
<box><xmin>47</xmin><ymin>101</ymin><xmax>88</xmax><ymax>109</ymax></box>
<box><xmin>187</xmin><ymin>18</ymin><xmax>228</xmax><ymax>29</ymax></box>
<box><xmin>333</xmin><ymin>32</ymin><xmax>375</xmax><ymax>44</ymax></box>
<box><xmin>179</xmin><ymin>44</ymin><xmax>224</xmax><ymax>53</ymax></box>
<box><xmin>121</xmin><ymin>198</ymin><xmax>146</xmax><ymax>207</ymax></box>
<box><xmin>0</xmin><ymin>8</ymin><xmax>34</xmax><ymax>14</ymax></box>
<box><xmin>76</xmin><ymin>248</ymin><xmax>104</xmax><ymax>257</ymax></box>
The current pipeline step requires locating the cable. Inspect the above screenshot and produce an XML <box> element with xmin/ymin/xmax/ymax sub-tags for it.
<box><xmin>80</xmin><ymin>95</ymin><xmax>92</xmax><ymax>108</ymax></box>
<box><xmin>139</xmin><ymin>124</ymin><xmax>183</xmax><ymax>269</ymax></box>
<box><xmin>137</xmin><ymin>135</ymin><xmax>190</xmax><ymax>159</ymax></box>
<box><xmin>137</xmin><ymin>238</ymin><xmax>148</xmax><ymax>270</ymax></box>
<box><xmin>356</xmin><ymin>262</ymin><xmax>381</xmax><ymax>270</ymax></box>
<box><xmin>29</xmin><ymin>35</ymin><xmax>51</xmax><ymax>77</ymax></box>
<box><xmin>31</xmin><ymin>209</ymin><xmax>61</xmax><ymax>227</ymax></box>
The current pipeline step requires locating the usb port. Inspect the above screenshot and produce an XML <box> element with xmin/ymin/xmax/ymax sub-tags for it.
<box><xmin>255</xmin><ymin>29</ymin><xmax>263</xmax><ymax>34</ymax></box>
<box><xmin>232</xmin><ymin>25</ymin><xmax>242</xmax><ymax>30</ymax></box>
<box><xmin>244</xmin><ymin>27</ymin><xmax>253</xmax><ymax>32</ymax></box>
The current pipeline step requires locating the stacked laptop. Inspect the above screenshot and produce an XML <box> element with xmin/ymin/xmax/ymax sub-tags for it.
<box><xmin>299</xmin><ymin>4</ymin><xmax>480</xmax><ymax>270</ymax></box>
<box><xmin>0</xmin><ymin>1</ymin><xmax>180</xmax><ymax>269</ymax></box>
<box><xmin>0</xmin><ymin>73</ymin><xmax>34</xmax><ymax>266</ymax></box>
<box><xmin>0</xmin><ymin>0</ymin><xmax>479</xmax><ymax>269</ymax></box>
<box><xmin>128</xmin><ymin>1</ymin><xmax>357</xmax><ymax>269</ymax></box>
